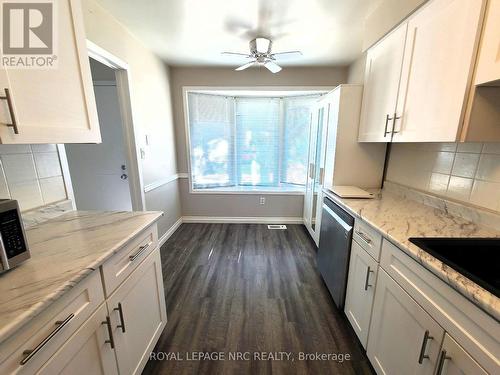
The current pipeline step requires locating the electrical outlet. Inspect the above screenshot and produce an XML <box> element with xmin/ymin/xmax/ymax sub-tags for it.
<box><xmin>259</xmin><ymin>197</ymin><xmax>265</xmax><ymax>205</ymax></box>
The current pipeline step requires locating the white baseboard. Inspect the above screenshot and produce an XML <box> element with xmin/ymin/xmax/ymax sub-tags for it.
<box><xmin>158</xmin><ymin>217</ymin><xmax>183</xmax><ymax>247</ymax></box>
<box><xmin>181</xmin><ymin>216</ymin><xmax>304</xmax><ymax>224</ymax></box>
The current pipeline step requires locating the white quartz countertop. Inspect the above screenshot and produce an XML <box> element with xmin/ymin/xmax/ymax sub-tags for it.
<box><xmin>0</xmin><ymin>210</ymin><xmax>163</xmax><ymax>345</ymax></box>
<box><xmin>322</xmin><ymin>188</ymin><xmax>500</xmax><ymax>321</ymax></box>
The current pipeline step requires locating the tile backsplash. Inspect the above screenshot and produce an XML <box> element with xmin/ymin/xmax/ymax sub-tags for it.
<box><xmin>386</xmin><ymin>143</ymin><xmax>500</xmax><ymax>212</ymax></box>
<box><xmin>0</xmin><ymin>145</ymin><xmax>67</xmax><ymax>211</ymax></box>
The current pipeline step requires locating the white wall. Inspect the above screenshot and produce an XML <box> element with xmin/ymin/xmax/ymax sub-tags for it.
<box><xmin>170</xmin><ymin>66</ymin><xmax>348</xmax><ymax>219</ymax></box>
<box><xmin>82</xmin><ymin>0</ymin><xmax>181</xmax><ymax>236</ymax></box>
<box><xmin>0</xmin><ymin>145</ymin><xmax>66</xmax><ymax>211</ymax></box>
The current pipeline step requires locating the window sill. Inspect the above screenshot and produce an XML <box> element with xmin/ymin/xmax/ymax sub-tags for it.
<box><xmin>191</xmin><ymin>185</ymin><xmax>305</xmax><ymax>195</ymax></box>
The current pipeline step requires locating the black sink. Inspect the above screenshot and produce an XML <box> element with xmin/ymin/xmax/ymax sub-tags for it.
<box><xmin>409</xmin><ymin>238</ymin><xmax>500</xmax><ymax>298</ymax></box>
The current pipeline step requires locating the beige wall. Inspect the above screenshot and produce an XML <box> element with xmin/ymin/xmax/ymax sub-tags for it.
<box><xmin>170</xmin><ymin>66</ymin><xmax>347</xmax><ymax>218</ymax></box>
<box><xmin>347</xmin><ymin>53</ymin><xmax>366</xmax><ymax>84</ymax></box>
<box><xmin>82</xmin><ymin>0</ymin><xmax>181</xmax><ymax>237</ymax></box>
<box><xmin>362</xmin><ymin>0</ymin><xmax>427</xmax><ymax>50</ymax></box>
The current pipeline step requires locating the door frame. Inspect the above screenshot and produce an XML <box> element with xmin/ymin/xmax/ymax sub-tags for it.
<box><xmin>61</xmin><ymin>40</ymin><xmax>145</xmax><ymax>211</ymax></box>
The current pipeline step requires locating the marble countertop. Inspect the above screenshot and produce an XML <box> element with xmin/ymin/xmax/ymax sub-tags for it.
<box><xmin>322</xmin><ymin>187</ymin><xmax>500</xmax><ymax>321</ymax></box>
<box><xmin>0</xmin><ymin>210</ymin><xmax>163</xmax><ymax>345</ymax></box>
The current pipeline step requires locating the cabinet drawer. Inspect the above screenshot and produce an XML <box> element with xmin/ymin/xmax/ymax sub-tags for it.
<box><xmin>380</xmin><ymin>239</ymin><xmax>500</xmax><ymax>373</ymax></box>
<box><xmin>0</xmin><ymin>271</ymin><xmax>104</xmax><ymax>374</ymax></box>
<box><xmin>353</xmin><ymin>219</ymin><xmax>382</xmax><ymax>261</ymax></box>
<box><xmin>101</xmin><ymin>224</ymin><xmax>158</xmax><ymax>297</ymax></box>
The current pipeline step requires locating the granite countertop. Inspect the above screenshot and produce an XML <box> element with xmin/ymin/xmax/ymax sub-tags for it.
<box><xmin>322</xmin><ymin>187</ymin><xmax>500</xmax><ymax>322</ymax></box>
<box><xmin>0</xmin><ymin>210</ymin><xmax>163</xmax><ymax>345</ymax></box>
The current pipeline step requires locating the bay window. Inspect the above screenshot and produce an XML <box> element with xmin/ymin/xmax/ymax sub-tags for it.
<box><xmin>186</xmin><ymin>91</ymin><xmax>320</xmax><ymax>192</ymax></box>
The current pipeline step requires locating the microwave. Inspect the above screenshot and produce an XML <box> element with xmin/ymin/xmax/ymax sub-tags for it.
<box><xmin>0</xmin><ymin>199</ymin><xmax>30</xmax><ymax>273</ymax></box>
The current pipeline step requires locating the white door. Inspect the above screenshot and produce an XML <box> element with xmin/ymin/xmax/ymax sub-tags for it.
<box><xmin>36</xmin><ymin>304</ymin><xmax>118</xmax><ymax>375</ymax></box>
<box><xmin>303</xmin><ymin>110</ymin><xmax>317</xmax><ymax>230</ymax></box>
<box><xmin>305</xmin><ymin>102</ymin><xmax>328</xmax><ymax>245</ymax></box>
<box><xmin>435</xmin><ymin>334</ymin><xmax>488</xmax><ymax>375</ymax></box>
<box><xmin>392</xmin><ymin>0</ymin><xmax>484</xmax><ymax>142</ymax></box>
<box><xmin>65</xmin><ymin>83</ymin><xmax>132</xmax><ymax>211</ymax></box>
<box><xmin>108</xmin><ymin>248</ymin><xmax>167</xmax><ymax>375</ymax></box>
<box><xmin>358</xmin><ymin>23</ymin><xmax>407</xmax><ymax>142</ymax></box>
<box><xmin>0</xmin><ymin>0</ymin><xmax>100</xmax><ymax>144</ymax></box>
<box><xmin>367</xmin><ymin>269</ymin><xmax>444</xmax><ymax>375</ymax></box>
<box><xmin>344</xmin><ymin>240</ymin><xmax>378</xmax><ymax>348</ymax></box>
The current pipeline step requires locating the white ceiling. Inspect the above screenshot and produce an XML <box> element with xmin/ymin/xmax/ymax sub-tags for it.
<box><xmin>96</xmin><ymin>0</ymin><xmax>380</xmax><ymax>67</ymax></box>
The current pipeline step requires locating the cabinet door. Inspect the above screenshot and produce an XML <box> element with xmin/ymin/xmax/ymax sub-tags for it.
<box><xmin>474</xmin><ymin>0</ymin><xmax>500</xmax><ymax>85</ymax></box>
<box><xmin>0</xmin><ymin>0</ymin><xmax>100</xmax><ymax>144</ymax></box>
<box><xmin>435</xmin><ymin>334</ymin><xmax>488</xmax><ymax>375</ymax></box>
<box><xmin>392</xmin><ymin>0</ymin><xmax>485</xmax><ymax>142</ymax></box>
<box><xmin>107</xmin><ymin>247</ymin><xmax>167</xmax><ymax>375</ymax></box>
<box><xmin>358</xmin><ymin>23</ymin><xmax>407</xmax><ymax>142</ymax></box>
<box><xmin>344</xmin><ymin>240</ymin><xmax>378</xmax><ymax>348</ymax></box>
<box><xmin>367</xmin><ymin>269</ymin><xmax>444</xmax><ymax>375</ymax></box>
<box><xmin>36</xmin><ymin>304</ymin><xmax>118</xmax><ymax>375</ymax></box>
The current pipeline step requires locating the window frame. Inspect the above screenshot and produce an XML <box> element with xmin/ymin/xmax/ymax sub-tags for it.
<box><xmin>183</xmin><ymin>87</ymin><xmax>331</xmax><ymax>195</ymax></box>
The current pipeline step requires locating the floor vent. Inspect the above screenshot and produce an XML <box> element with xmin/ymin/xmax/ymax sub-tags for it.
<box><xmin>267</xmin><ymin>224</ymin><xmax>287</xmax><ymax>230</ymax></box>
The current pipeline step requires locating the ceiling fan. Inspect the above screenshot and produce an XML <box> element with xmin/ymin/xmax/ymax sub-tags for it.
<box><xmin>222</xmin><ymin>37</ymin><xmax>302</xmax><ymax>73</ymax></box>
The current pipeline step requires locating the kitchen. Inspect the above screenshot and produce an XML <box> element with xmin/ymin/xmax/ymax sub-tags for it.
<box><xmin>0</xmin><ymin>0</ymin><xmax>499</xmax><ymax>374</ymax></box>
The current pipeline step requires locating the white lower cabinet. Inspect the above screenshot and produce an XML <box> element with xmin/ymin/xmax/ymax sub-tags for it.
<box><xmin>107</xmin><ymin>247</ymin><xmax>167</xmax><ymax>375</ymax></box>
<box><xmin>36</xmin><ymin>304</ymin><xmax>118</xmax><ymax>375</ymax></box>
<box><xmin>436</xmin><ymin>334</ymin><xmax>488</xmax><ymax>375</ymax></box>
<box><xmin>367</xmin><ymin>269</ymin><xmax>444</xmax><ymax>375</ymax></box>
<box><xmin>344</xmin><ymin>240</ymin><xmax>378</xmax><ymax>348</ymax></box>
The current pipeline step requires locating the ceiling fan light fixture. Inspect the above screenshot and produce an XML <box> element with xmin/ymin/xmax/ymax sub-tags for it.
<box><xmin>255</xmin><ymin>37</ymin><xmax>271</xmax><ymax>53</ymax></box>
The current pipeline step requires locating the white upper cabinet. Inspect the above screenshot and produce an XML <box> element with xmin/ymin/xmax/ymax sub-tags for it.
<box><xmin>0</xmin><ymin>0</ymin><xmax>101</xmax><ymax>144</ymax></box>
<box><xmin>358</xmin><ymin>23</ymin><xmax>407</xmax><ymax>142</ymax></box>
<box><xmin>474</xmin><ymin>0</ymin><xmax>500</xmax><ymax>86</ymax></box>
<box><xmin>392</xmin><ymin>0</ymin><xmax>484</xmax><ymax>142</ymax></box>
<box><xmin>359</xmin><ymin>0</ymin><xmax>500</xmax><ymax>143</ymax></box>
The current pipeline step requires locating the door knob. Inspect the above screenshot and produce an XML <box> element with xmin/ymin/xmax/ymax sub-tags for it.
<box><xmin>120</xmin><ymin>174</ymin><xmax>128</xmax><ymax>180</ymax></box>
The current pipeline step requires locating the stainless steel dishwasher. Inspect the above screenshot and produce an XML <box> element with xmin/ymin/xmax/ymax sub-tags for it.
<box><xmin>317</xmin><ymin>195</ymin><xmax>354</xmax><ymax>309</ymax></box>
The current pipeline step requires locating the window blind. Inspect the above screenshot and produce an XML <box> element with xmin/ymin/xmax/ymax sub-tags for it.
<box><xmin>187</xmin><ymin>92</ymin><xmax>319</xmax><ymax>191</ymax></box>
<box><xmin>188</xmin><ymin>93</ymin><xmax>234</xmax><ymax>188</ymax></box>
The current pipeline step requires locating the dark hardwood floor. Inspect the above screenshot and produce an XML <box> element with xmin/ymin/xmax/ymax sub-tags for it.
<box><xmin>143</xmin><ymin>223</ymin><xmax>374</xmax><ymax>375</ymax></box>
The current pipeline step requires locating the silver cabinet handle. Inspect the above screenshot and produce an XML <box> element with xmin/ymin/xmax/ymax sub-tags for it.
<box><xmin>436</xmin><ymin>349</ymin><xmax>451</xmax><ymax>375</ymax></box>
<box><xmin>418</xmin><ymin>330</ymin><xmax>434</xmax><ymax>364</ymax></box>
<box><xmin>0</xmin><ymin>88</ymin><xmax>19</xmax><ymax>134</ymax></box>
<box><xmin>309</xmin><ymin>163</ymin><xmax>315</xmax><ymax>179</ymax></box>
<box><xmin>384</xmin><ymin>114</ymin><xmax>393</xmax><ymax>137</ymax></box>
<box><xmin>20</xmin><ymin>313</ymin><xmax>74</xmax><ymax>365</ymax></box>
<box><xmin>129</xmin><ymin>243</ymin><xmax>150</xmax><ymax>262</ymax></box>
<box><xmin>364</xmin><ymin>266</ymin><xmax>374</xmax><ymax>290</ymax></box>
<box><xmin>102</xmin><ymin>316</ymin><xmax>115</xmax><ymax>349</ymax></box>
<box><xmin>319</xmin><ymin>167</ymin><xmax>324</xmax><ymax>185</ymax></box>
<box><xmin>391</xmin><ymin>112</ymin><xmax>401</xmax><ymax>134</ymax></box>
<box><xmin>114</xmin><ymin>302</ymin><xmax>126</xmax><ymax>333</ymax></box>
<box><xmin>355</xmin><ymin>230</ymin><xmax>372</xmax><ymax>245</ymax></box>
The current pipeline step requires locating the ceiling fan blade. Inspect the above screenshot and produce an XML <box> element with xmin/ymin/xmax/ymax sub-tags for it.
<box><xmin>272</xmin><ymin>51</ymin><xmax>303</xmax><ymax>59</ymax></box>
<box><xmin>222</xmin><ymin>52</ymin><xmax>251</xmax><ymax>58</ymax></box>
<box><xmin>235</xmin><ymin>61</ymin><xmax>257</xmax><ymax>71</ymax></box>
<box><xmin>264</xmin><ymin>61</ymin><xmax>282</xmax><ymax>73</ymax></box>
